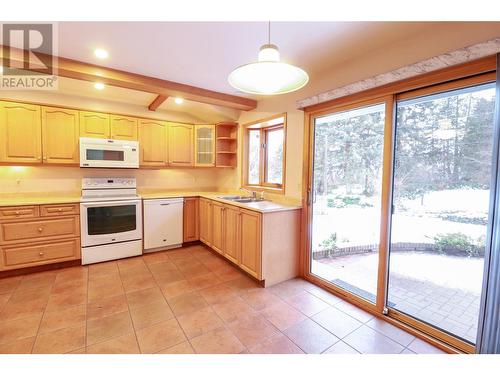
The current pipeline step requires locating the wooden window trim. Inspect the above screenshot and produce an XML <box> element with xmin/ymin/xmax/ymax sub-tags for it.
<box><xmin>301</xmin><ymin>57</ymin><xmax>498</xmax><ymax>354</ymax></box>
<box><xmin>242</xmin><ymin>114</ymin><xmax>287</xmax><ymax>194</ymax></box>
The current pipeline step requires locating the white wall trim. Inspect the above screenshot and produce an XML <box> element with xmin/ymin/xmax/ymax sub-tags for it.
<box><xmin>297</xmin><ymin>37</ymin><xmax>500</xmax><ymax>109</ymax></box>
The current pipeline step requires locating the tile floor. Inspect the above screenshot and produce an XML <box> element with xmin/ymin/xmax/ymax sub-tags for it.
<box><xmin>0</xmin><ymin>244</ymin><xmax>446</xmax><ymax>354</ymax></box>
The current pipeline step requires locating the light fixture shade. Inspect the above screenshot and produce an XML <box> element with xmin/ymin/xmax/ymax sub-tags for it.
<box><xmin>229</xmin><ymin>42</ymin><xmax>309</xmax><ymax>95</ymax></box>
<box><xmin>228</xmin><ymin>61</ymin><xmax>309</xmax><ymax>96</ymax></box>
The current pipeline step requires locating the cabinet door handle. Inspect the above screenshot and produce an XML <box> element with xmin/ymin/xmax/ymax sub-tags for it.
<box><xmin>39</xmin><ymin>252</ymin><xmax>44</xmax><ymax>257</ymax></box>
<box><xmin>37</xmin><ymin>227</ymin><xmax>43</xmax><ymax>232</ymax></box>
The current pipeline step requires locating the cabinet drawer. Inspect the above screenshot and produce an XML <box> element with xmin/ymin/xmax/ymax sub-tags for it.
<box><xmin>1</xmin><ymin>238</ymin><xmax>80</xmax><ymax>268</ymax></box>
<box><xmin>0</xmin><ymin>206</ymin><xmax>39</xmax><ymax>220</ymax></box>
<box><xmin>0</xmin><ymin>216</ymin><xmax>80</xmax><ymax>244</ymax></box>
<box><xmin>40</xmin><ymin>203</ymin><xmax>79</xmax><ymax>217</ymax></box>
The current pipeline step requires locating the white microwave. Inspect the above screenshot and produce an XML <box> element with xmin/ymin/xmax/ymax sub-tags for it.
<box><xmin>80</xmin><ymin>137</ymin><xmax>139</xmax><ymax>169</ymax></box>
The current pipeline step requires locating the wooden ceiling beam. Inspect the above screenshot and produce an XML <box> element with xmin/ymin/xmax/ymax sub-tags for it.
<box><xmin>148</xmin><ymin>94</ymin><xmax>169</xmax><ymax>111</ymax></box>
<box><xmin>1</xmin><ymin>45</ymin><xmax>257</xmax><ymax>111</ymax></box>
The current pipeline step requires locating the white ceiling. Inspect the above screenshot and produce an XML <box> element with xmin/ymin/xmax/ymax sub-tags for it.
<box><xmin>58</xmin><ymin>22</ymin><xmax>437</xmax><ymax>98</ymax></box>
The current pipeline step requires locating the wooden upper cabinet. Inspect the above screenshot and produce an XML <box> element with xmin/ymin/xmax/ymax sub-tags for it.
<box><xmin>168</xmin><ymin>122</ymin><xmax>194</xmax><ymax>166</ymax></box>
<box><xmin>110</xmin><ymin>115</ymin><xmax>138</xmax><ymax>141</ymax></box>
<box><xmin>79</xmin><ymin>111</ymin><xmax>110</xmax><ymax>138</ymax></box>
<box><xmin>138</xmin><ymin>119</ymin><xmax>167</xmax><ymax>166</ymax></box>
<box><xmin>0</xmin><ymin>101</ymin><xmax>42</xmax><ymax>164</ymax></box>
<box><xmin>195</xmin><ymin>125</ymin><xmax>215</xmax><ymax>167</ymax></box>
<box><xmin>211</xmin><ymin>201</ymin><xmax>224</xmax><ymax>254</ymax></box>
<box><xmin>223</xmin><ymin>204</ymin><xmax>240</xmax><ymax>264</ymax></box>
<box><xmin>239</xmin><ymin>209</ymin><xmax>262</xmax><ymax>279</ymax></box>
<box><xmin>183</xmin><ymin>197</ymin><xmax>199</xmax><ymax>243</ymax></box>
<box><xmin>41</xmin><ymin>106</ymin><xmax>80</xmax><ymax>165</ymax></box>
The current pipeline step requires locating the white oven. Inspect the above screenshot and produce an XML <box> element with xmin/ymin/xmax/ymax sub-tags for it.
<box><xmin>80</xmin><ymin>137</ymin><xmax>139</xmax><ymax>169</ymax></box>
<box><xmin>80</xmin><ymin>178</ymin><xmax>143</xmax><ymax>265</ymax></box>
<box><xmin>80</xmin><ymin>199</ymin><xmax>142</xmax><ymax>247</ymax></box>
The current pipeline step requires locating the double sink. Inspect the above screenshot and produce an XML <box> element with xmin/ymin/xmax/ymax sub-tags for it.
<box><xmin>217</xmin><ymin>195</ymin><xmax>265</xmax><ymax>203</ymax></box>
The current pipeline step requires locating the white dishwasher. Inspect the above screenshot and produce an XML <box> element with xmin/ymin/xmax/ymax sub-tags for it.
<box><xmin>143</xmin><ymin>198</ymin><xmax>184</xmax><ymax>252</ymax></box>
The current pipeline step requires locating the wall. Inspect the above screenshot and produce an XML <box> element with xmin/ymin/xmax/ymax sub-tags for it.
<box><xmin>0</xmin><ymin>166</ymin><xmax>219</xmax><ymax>194</ymax></box>
<box><xmin>218</xmin><ymin>22</ymin><xmax>500</xmax><ymax>202</ymax></box>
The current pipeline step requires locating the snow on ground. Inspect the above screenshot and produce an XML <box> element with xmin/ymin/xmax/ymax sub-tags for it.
<box><xmin>312</xmin><ymin>188</ymin><xmax>489</xmax><ymax>250</ymax></box>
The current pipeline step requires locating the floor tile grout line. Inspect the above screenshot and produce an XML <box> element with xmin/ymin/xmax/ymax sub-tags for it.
<box><xmin>29</xmin><ymin>272</ymin><xmax>57</xmax><ymax>354</ymax></box>
<box><xmin>320</xmin><ymin>339</ymin><xmax>361</xmax><ymax>354</ymax></box>
<box><xmin>116</xmin><ymin>258</ymin><xmax>143</xmax><ymax>354</ymax></box>
<box><xmin>84</xmin><ymin>265</ymin><xmax>89</xmax><ymax>352</ymax></box>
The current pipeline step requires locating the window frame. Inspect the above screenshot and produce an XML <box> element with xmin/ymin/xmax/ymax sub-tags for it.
<box><xmin>242</xmin><ymin>113</ymin><xmax>287</xmax><ymax>194</ymax></box>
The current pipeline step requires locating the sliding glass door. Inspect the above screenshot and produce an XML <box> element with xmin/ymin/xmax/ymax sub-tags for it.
<box><xmin>310</xmin><ymin>103</ymin><xmax>385</xmax><ymax>303</ymax></box>
<box><xmin>307</xmin><ymin>73</ymin><xmax>498</xmax><ymax>351</ymax></box>
<box><xmin>387</xmin><ymin>82</ymin><xmax>497</xmax><ymax>344</ymax></box>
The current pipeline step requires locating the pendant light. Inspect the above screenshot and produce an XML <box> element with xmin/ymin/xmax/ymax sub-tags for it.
<box><xmin>228</xmin><ymin>22</ymin><xmax>309</xmax><ymax>95</ymax></box>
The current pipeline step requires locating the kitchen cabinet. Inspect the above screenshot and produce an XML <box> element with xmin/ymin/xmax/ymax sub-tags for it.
<box><xmin>41</xmin><ymin>106</ymin><xmax>80</xmax><ymax>164</ymax></box>
<box><xmin>211</xmin><ymin>201</ymin><xmax>224</xmax><ymax>254</ymax></box>
<box><xmin>168</xmin><ymin>122</ymin><xmax>194</xmax><ymax>166</ymax></box>
<box><xmin>79</xmin><ymin>111</ymin><xmax>110</xmax><ymax>138</ymax></box>
<box><xmin>238</xmin><ymin>208</ymin><xmax>262</xmax><ymax>279</ymax></box>
<box><xmin>195</xmin><ymin>125</ymin><xmax>215</xmax><ymax>167</ymax></box>
<box><xmin>110</xmin><ymin>115</ymin><xmax>138</xmax><ymax>141</ymax></box>
<box><xmin>196</xmin><ymin>197</ymin><xmax>300</xmax><ymax>286</ymax></box>
<box><xmin>183</xmin><ymin>197</ymin><xmax>199</xmax><ymax>242</ymax></box>
<box><xmin>199</xmin><ymin>198</ymin><xmax>213</xmax><ymax>246</ymax></box>
<box><xmin>223</xmin><ymin>204</ymin><xmax>240</xmax><ymax>264</ymax></box>
<box><xmin>138</xmin><ymin>119</ymin><xmax>167</xmax><ymax>166</ymax></box>
<box><xmin>0</xmin><ymin>203</ymin><xmax>81</xmax><ymax>271</ymax></box>
<box><xmin>0</xmin><ymin>101</ymin><xmax>42</xmax><ymax>164</ymax></box>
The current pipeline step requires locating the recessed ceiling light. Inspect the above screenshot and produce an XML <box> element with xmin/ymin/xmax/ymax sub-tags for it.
<box><xmin>174</xmin><ymin>97</ymin><xmax>184</xmax><ymax>104</ymax></box>
<box><xmin>94</xmin><ymin>82</ymin><xmax>105</xmax><ymax>90</ymax></box>
<box><xmin>94</xmin><ymin>48</ymin><xmax>109</xmax><ymax>59</ymax></box>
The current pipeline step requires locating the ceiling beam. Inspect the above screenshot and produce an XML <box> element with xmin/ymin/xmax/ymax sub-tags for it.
<box><xmin>1</xmin><ymin>45</ymin><xmax>257</xmax><ymax>111</ymax></box>
<box><xmin>148</xmin><ymin>94</ymin><xmax>168</xmax><ymax>111</ymax></box>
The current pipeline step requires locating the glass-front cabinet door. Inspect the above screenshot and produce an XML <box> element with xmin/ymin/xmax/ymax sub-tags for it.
<box><xmin>195</xmin><ymin>125</ymin><xmax>215</xmax><ymax>166</ymax></box>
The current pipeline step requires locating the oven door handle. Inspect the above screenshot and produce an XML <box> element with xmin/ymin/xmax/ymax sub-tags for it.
<box><xmin>80</xmin><ymin>199</ymin><xmax>141</xmax><ymax>207</ymax></box>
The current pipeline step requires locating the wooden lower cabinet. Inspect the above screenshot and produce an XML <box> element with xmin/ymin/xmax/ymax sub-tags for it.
<box><xmin>0</xmin><ymin>216</ymin><xmax>80</xmax><ymax>244</ymax></box>
<box><xmin>211</xmin><ymin>202</ymin><xmax>224</xmax><ymax>254</ymax></box>
<box><xmin>198</xmin><ymin>198</ymin><xmax>300</xmax><ymax>286</ymax></box>
<box><xmin>238</xmin><ymin>209</ymin><xmax>262</xmax><ymax>279</ymax></box>
<box><xmin>2</xmin><ymin>238</ymin><xmax>80</xmax><ymax>269</ymax></box>
<box><xmin>183</xmin><ymin>197</ymin><xmax>199</xmax><ymax>242</ymax></box>
<box><xmin>199</xmin><ymin>198</ymin><xmax>213</xmax><ymax>246</ymax></box>
<box><xmin>223</xmin><ymin>204</ymin><xmax>240</xmax><ymax>264</ymax></box>
<box><xmin>0</xmin><ymin>203</ymin><xmax>81</xmax><ymax>271</ymax></box>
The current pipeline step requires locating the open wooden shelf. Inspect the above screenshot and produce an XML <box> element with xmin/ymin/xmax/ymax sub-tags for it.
<box><xmin>216</xmin><ymin>121</ymin><xmax>238</xmax><ymax>168</ymax></box>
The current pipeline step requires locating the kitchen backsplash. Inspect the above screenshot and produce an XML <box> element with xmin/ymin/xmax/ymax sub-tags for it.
<box><xmin>0</xmin><ymin>166</ymin><xmax>220</xmax><ymax>193</ymax></box>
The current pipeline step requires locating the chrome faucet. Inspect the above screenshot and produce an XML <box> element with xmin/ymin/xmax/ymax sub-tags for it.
<box><xmin>239</xmin><ymin>187</ymin><xmax>257</xmax><ymax>199</ymax></box>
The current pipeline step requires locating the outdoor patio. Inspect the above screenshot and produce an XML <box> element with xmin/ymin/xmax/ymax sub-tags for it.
<box><xmin>312</xmin><ymin>251</ymin><xmax>482</xmax><ymax>343</ymax></box>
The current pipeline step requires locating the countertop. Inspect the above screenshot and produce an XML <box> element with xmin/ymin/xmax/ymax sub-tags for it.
<box><xmin>0</xmin><ymin>192</ymin><xmax>81</xmax><ymax>207</ymax></box>
<box><xmin>0</xmin><ymin>190</ymin><xmax>302</xmax><ymax>213</ymax></box>
<box><xmin>140</xmin><ymin>190</ymin><xmax>302</xmax><ymax>213</ymax></box>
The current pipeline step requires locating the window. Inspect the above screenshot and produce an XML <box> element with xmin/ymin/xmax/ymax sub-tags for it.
<box><xmin>243</xmin><ymin>114</ymin><xmax>286</xmax><ymax>192</ymax></box>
